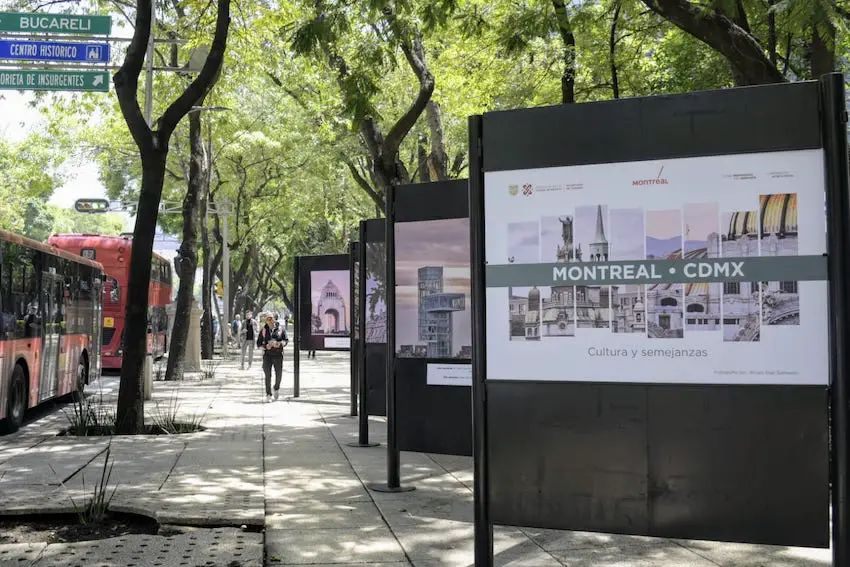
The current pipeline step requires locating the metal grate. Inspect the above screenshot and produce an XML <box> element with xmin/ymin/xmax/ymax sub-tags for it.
<box><xmin>102</xmin><ymin>327</ymin><xmax>116</xmax><ymax>346</ymax></box>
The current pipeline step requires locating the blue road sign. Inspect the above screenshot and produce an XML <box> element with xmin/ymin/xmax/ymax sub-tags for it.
<box><xmin>0</xmin><ymin>39</ymin><xmax>109</xmax><ymax>63</ymax></box>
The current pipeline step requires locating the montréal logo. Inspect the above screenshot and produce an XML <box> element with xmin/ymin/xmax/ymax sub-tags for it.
<box><xmin>508</xmin><ymin>184</ymin><xmax>519</xmax><ymax>196</ymax></box>
<box><xmin>632</xmin><ymin>165</ymin><xmax>668</xmax><ymax>186</ymax></box>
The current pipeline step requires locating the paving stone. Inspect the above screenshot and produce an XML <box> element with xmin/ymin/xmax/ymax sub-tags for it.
<box><xmin>265</xmin><ymin>501</ymin><xmax>385</xmax><ymax>530</ymax></box>
<box><xmin>675</xmin><ymin>539</ymin><xmax>831</xmax><ymax>566</ymax></box>
<box><xmin>0</xmin><ymin>542</ymin><xmax>47</xmax><ymax>565</ymax></box>
<box><xmin>550</xmin><ymin>544</ymin><xmax>719</xmax><ymax>566</ymax></box>
<box><xmin>265</xmin><ymin>526</ymin><xmax>406</xmax><ymax>564</ymax></box>
<box><xmin>374</xmin><ymin>494</ymin><xmax>473</xmax><ymax>527</ymax></box>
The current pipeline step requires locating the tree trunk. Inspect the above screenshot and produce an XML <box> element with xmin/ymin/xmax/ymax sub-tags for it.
<box><xmin>810</xmin><ymin>23</ymin><xmax>835</xmax><ymax>78</ymax></box>
<box><xmin>200</xmin><ymin>192</ymin><xmax>213</xmax><ymax>359</ymax></box>
<box><xmin>552</xmin><ymin>0</ymin><xmax>576</xmax><ymax>104</ymax></box>
<box><xmin>115</xmin><ymin>151</ymin><xmax>167</xmax><ymax>434</ymax></box>
<box><xmin>641</xmin><ymin>0</ymin><xmax>783</xmax><ymax>85</ymax></box>
<box><xmin>425</xmin><ymin>100</ymin><xmax>449</xmax><ymax>180</ymax></box>
<box><xmin>610</xmin><ymin>0</ymin><xmax>621</xmax><ymax>99</ymax></box>
<box><xmin>165</xmin><ymin>108</ymin><xmax>205</xmax><ymax>381</ymax></box>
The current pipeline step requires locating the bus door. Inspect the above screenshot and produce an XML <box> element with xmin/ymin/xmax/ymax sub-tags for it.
<box><xmin>92</xmin><ymin>277</ymin><xmax>103</xmax><ymax>378</ymax></box>
<box><xmin>39</xmin><ymin>270</ymin><xmax>61</xmax><ymax>402</ymax></box>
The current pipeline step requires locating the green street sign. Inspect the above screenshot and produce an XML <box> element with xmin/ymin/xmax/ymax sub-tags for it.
<box><xmin>0</xmin><ymin>69</ymin><xmax>109</xmax><ymax>92</ymax></box>
<box><xmin>0</xmin><ymin>12</ymin><xmax>112</xmax><ymax>35</ymax></box>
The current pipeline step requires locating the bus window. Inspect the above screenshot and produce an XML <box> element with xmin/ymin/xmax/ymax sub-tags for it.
<box><xmin>81</xmin><ymin>248</ymin><xmax>96</xmax><ymax>260</ymax></box>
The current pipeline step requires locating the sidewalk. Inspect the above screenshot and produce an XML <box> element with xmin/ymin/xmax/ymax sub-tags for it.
<box><xmin>0</xmin><ymin>350</ymin><xmax>833</xmax><ymax>566</ymax></box>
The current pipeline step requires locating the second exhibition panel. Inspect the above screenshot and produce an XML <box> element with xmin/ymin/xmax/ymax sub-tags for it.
<box><xmin>392</xmin><ymin>179</ymin><xmax>472</xmax><ymax>456</ymax></box>
<box><xmin>297</xmin><ymin>253</ymin><xmax>352</xmax><ymax>352</ymax></box>
<box><xmin>360</xmin><ymin>218</ymin><xmax>387</xmax><ymax>416</ymax></box>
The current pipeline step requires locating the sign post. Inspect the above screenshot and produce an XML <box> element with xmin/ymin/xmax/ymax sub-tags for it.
<box><xmin>0</xmin><ymin>12</ymin><xmax>112</xmax><ymax>35</ymax></box>
<box><xmin>0</xmin><ymin>69</ymin><xmax>108</xmax><ymax>91</ymax></box>
<box><xmin>0</xmin><ymin>39</ymin><xmax>109</xmax><ymax>63</ymax></box>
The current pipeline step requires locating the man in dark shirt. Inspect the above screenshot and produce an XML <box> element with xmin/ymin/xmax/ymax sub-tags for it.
<box><xmin>257</xmin><ymin>314</ymin><xmax>288</xmax><ymax>401</ymax></box>
<box><xmin>240</xmin><ymin>310</ymin><xmax>258</xmax><ymax>370</ymax></box>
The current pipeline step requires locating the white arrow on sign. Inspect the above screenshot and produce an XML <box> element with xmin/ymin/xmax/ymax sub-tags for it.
<box><xmin>92</xmin><ymin>75</ymin><xmax>104</xmax><ymax>87</ymax></box>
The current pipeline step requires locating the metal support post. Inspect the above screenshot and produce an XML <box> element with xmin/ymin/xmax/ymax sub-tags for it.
<box><xmin>222</xmin><ymin>200</ymin><xmax>230</xmax><ymax>359</ymax></box>
<box><xmin>348</xmin><ymin>224</ymin><xmax>379</xmax><ymax>448</ymax></box>
<box><xmin>293</xmin><ymin>257</ymin><xmax>301</xmax><ymax>398</ymax></box>
<box><xmin>469</xmin><ymin>115</ymin><xmax>494</xmax><ymax>566</ymax></box>
<box><xmin>368</xmin><ymin>185</ymin><xmax>413</xmax><ymax>493</ymax></box>
<box><xmin>143</xmin><ymin>0</ymin><xmax>154</xmax><ymax>126</ymax></box>
<box><xmin>821</xmin><ymin>72</ymin><xmax>850</xmax><ymax>567</ymax></box>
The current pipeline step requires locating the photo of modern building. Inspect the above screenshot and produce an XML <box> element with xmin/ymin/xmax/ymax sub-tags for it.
<box><xmin>760</xmin><ymin>193</ymin><xmax>799</xmax><ymax>326</ymax></box>
<box><xmin>365</xmin><ymin>242</ymin><xmax>387</xmax><ymax>343</ymax></box>
<box><xmin>310</xmin><ymin>270</ymin><xmax>350</xmax><ymax>336</ymax></box>
<box><xmin>645</xmin><ymin>209</ymin><xmax>683</xmax><ymax>338</ymax></box>
<box><xmin>609</xmin><ymin>208</ymin><xmax>645</xmax><ymax>334</ymax></box>
<box><xmin>683</xmin><ymin>203</ymin><xmax>722</xmax><ymax>331</ymax></box>
<box><xmin>722</xmin><ymin>210</ymin><xmax>761</xmax><ymax>342</ymax></box>
<box><xmin>574</xmin><ymin>205</ymin><xmax>610</xmax><ymax>328</ymax></box>
<box><xmin>395</xmin><ymin>218</ymin><xmax>472</xmax><ymax>359</ymax></box>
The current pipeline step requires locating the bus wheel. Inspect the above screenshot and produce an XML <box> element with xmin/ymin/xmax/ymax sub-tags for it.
<box><xmin>73</xmin><ymin>356</ymin><xmax>88</xmax><ymax>402</ymax></box>
<box><xmin>3</xmin><ymin>365</ymin><xmax>27</xmax><ymax>433</ymax></box>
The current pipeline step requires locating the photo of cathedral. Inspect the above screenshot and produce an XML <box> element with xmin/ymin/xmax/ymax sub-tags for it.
<box><xmin>574</xmin><ymin>205</ymin><xmax>611</xmax><ymax>328</ymax></box>
<box><xmin>721</xmin><ymin>210</ymin><xmax>761</xmax><ymax>342</ymax></box>
<box><xmin>509</xmin><ymin>286</ymin><xmax>540</xmax><ymax>340</ymax></box>
<box><xmin>645</xmin><ymin>209</ymin><xmax>684</xmax><ymax>338</ymax></box>
<box><xmin>759</xmin><ymin>193</ymin><xmax>799</xmax><ymax>326</ymax></box>
<box><xmin>609</xmin><ymin>208</ymin><xmax>645</xmax><ymax>334</ymax></box>
<box><xmin>683</xmin><ymin>203</ymin><xmax>722</xmax><ymax>331</ymax></box>
<box><xmin>540</xmin><ymin>216</ymin><xmax>576</xmax><ymax>336</ymax></box>
<box><xmin>311</xmin><ymin>270</ymin><xmax>350</xmax><ymax>336</ymax></box>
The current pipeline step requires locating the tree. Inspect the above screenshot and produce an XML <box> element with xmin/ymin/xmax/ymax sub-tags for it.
<box><xmin>113</xmin><ymin>0</ymin><xmax>231</xmax><ymax>434</ymax></box>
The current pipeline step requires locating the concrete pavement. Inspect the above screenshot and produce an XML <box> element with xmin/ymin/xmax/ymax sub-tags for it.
<box><xmin>0</xmin><ymin>350</ymin><xmax>833</xmax><ymax>566</ymax></box>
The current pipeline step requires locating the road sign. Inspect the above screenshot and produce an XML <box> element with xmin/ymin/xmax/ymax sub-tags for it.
<box><xmin>0</xmin><ymin>69</ymin><xmax>108</xmax><ymax>91</ymax></box>
<box><xmin>74</xmin><ymin>198</ymin><xmax>112</xmax><ymax>212</ymax></box>
<box><xmin>0</xmin><ymin>12</ymin><xmax>112</xmax><ymax>35</ymax></box>
<box><xmin>0</xmin><ymin>39</ymin><xmax>109</xmax><ymax>63</ymax></box>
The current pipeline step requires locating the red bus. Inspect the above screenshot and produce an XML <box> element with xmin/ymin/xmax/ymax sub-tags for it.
<box><xmin>48</xmin><ymin>234</ymin><xmax>173</xmax><ymax>369</ymax></box>
<box><xmin>1</xmin><ymin>229</ymin><xmax>104</xmax><ymax>433</ymax></box>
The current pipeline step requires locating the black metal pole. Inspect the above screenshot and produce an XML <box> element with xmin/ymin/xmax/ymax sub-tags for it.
<box><xmin>349</xmin><ymin>221</ymin><xmax>380</xmax><ymax>448</ymax></box>
<box><xmin>369</xmin><ymin>185</ymin><xmax>414</xmax><ymax>493</ymax></box>
<box><xmin>469</xmin><ymin>114</ymin><xmax>493</xmax><ymax>565</ymax></box>
<box><xmin>350</xmin><ymin>241</ymin><xmax>358</xmax><ymax>417</ymax></box>
<box><xmin>821</xmin><ymin>72</ymin><xmax>850</xmax><ymax>567</ymax></box>
<box><xmin>293</xmin><ymin>256</ymin><xmax>301</xmax><ymax>399</ymax></box>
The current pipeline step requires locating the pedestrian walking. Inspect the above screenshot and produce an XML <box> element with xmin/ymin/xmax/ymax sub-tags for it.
<box><xmin>257</xmin><ymin>313</ymin><xmax>288</xmax><ymax>402</ymax></box>
<box><xmin>231</xmin><ymin>314</ymin><xmax>241</xmax><ymax>347</ymax></box>
<box><xmin>240</xmin><ymin>310</ymin><xmax>258</xmax><ymax>370</ymax></box>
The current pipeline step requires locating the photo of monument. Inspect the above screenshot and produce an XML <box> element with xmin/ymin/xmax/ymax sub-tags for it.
<box><xmin>310</xmin><ymin>270</ymin><xmax>350</xmax><ymax>336</ymax></box>
<box><xmin>574</xmin><ymin>205</ymin><xmax>611</xmax><ymax>329</ymax></box>
<box><xmin>760</xmin><ymin>193</ymin><xmax>799</xmax><ymax>326</ymax></box>
<box><xmin>683</xmin><ymin>203</ymin><xmax>722</xmax><ymax>332</ymax></box>
<box><xmin>395</xmin><ymin>218</ymin><xmax>472</xmax><ymax>359</ymax></box>
<box><xmin>540</xmin><ymin>216</ymin><xmax>575</xmax><ymax>337</ymax></box>
<box><xmin>721</xmin><ymin>210</ymin><xmax>761</xmax><ymax>342</ymax></box>
<box><xmin>645</xmin><ymin>209</ymin><xmax>684</xmax><ymax>338</ymax></box>
<box><xmin>609</xmin><ymin>208</ymin><xmax>645</xmax><ymax>334</ymax></box>
<box><xmin>352</xmin><ymin>255</ymin><xmax>360</xmax><ymax>341</ymax></box>
<box><xmin>365</xmin><ymin>242</ymin><xmax>387</xmax><ymax>343</ymax></box>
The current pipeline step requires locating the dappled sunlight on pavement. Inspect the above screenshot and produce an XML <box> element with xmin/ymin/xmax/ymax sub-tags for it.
<box><xmin>0</xmin><ymin>349</ymin><xmax>834</xmax><ymax>566</ymax></box>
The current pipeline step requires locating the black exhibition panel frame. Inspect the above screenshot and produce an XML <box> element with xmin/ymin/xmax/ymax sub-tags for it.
<box><xmin>296</xmin><ymin>253</ymin><xmax>352</xmax><ymax>352</ymax></box>
<box><xmin>350</xmin><ymin>241</ymin><xmax>359</xmax><ymax>417</ymax></box>
<box><xmin>391</xmin><ymin>180</ymin><xmax>472</xmax><ymax>457</ymax></box>
<box><xmin>469</xmin><ymin>76</ymin><xmax>850</xmax><ymax>566</ymax></box>
<box><xmin>361</xmin><ymin>218</ymin><xmax>387</xmax><ymax>418</ymax></box>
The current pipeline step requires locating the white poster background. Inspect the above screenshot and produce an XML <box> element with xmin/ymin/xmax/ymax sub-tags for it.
<box><xmin>484</xmin><ymin>149</ymin><xmax>829</xmax><ymax>385</ymax></box>
<box><xmin>324</xmin><ymin>337</ymin><xmax>350</xmax><ymax>349</ymax></box>
<box><xmin>427</xmin><ymin>363</ymin><xmax>472</xmax><ymax>386</ymax></box>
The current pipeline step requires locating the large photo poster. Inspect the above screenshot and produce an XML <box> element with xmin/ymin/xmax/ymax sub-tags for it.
<box><xmin>365</xmin><ymin>242</ymin><xmax>387</xmax><ymax>344</ymax></box>
<box><xmin>310</xmin><ymin>269</ymin><xmax>350</xmax><ymax>346</ymax></box>
<box><xmin>484</xmin><ymin>149</ymin><xmax>828</xmax><ymax>385</ymax></box>
<box><xmin>395</xmin><ymin>218</ymin><xmax>472</xmax><ymax>359</ymax></box>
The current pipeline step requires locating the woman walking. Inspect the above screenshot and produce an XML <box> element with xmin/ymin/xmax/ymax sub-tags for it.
<box><xmin>257</xmin><ymin>313</ymin><xmax>288</xmax><ymax>402</ymax></box>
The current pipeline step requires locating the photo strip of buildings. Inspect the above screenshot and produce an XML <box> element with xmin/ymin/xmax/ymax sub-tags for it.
<box><xmin>759</xmin><ymin>193</ymin><xmax>799</xmax><ymax>326</ymax></box>
<box><xmin>721</xmin><ymin>210</ymin><xmax>761</xmax><ymax>342</ymax></box>
<box><xmin>645</xmin><ymin>209</ymin><xmax>684</xmax><ymax>338</ymax></box>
